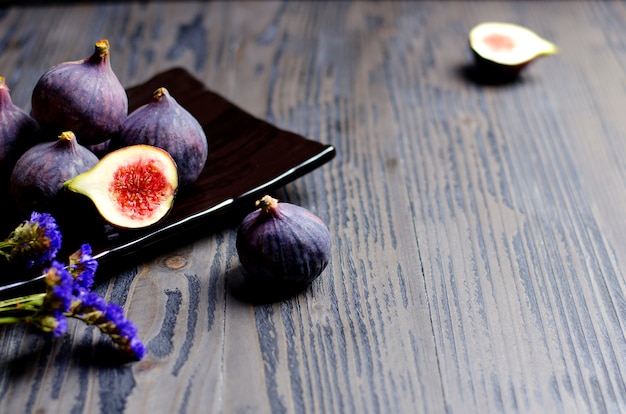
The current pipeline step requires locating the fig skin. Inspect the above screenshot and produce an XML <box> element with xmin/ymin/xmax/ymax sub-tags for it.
<box><xmin>87</xmin><ymin>139</ymin><xmax>110</xmax><ymax>159</ymax></box>
<box><xmin>64</xmin><ymin>144</ymin><xmax>179</xmax><ymax>229</ymax></box>
<box><xmin>110</xmin><ymin>87</ymin><xmax>208</xmax><ymax>187</ymax></box>
<box><xmin>0</xmin><ymin>76</ymin><xmax>42</xmax><ymax>185</ymax></box>
<box><xmin>236</xmin><ymin>195</ymin><xmax>331</xmax><ymax>286</ymax></box>
<box><xmin>31</xmin><ymin>39</ymin><xmax>128</xmax><ymax>146</ymax></box>
<box><xmin>9</xmin><ymin>131</ymin><xmax>99</xmax><ymax>214</ymax></box>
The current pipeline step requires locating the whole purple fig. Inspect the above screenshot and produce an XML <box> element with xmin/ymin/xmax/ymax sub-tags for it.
<box><xmin>110</xmin><ymin>87</ymin><xmax>208</xmax><ymax>187</ymax></box>
<box><xmin>10</xmin><ymin>131</ymin><xmax>99</xmax><ymax>214</ymax></box>
<box><xmin>236</xmin><ymin>195</ymin><xmax>331</xmax><ymax>286</ymax></box>
<box><xmin>31</xmin><ymin>39</ymin><xmax>128</xmax><ymax>146</ymax></box>
<box><xmin>0</xmin><ymin>76</ymin><xmax>41</xmax><ymax>184</ymax></box>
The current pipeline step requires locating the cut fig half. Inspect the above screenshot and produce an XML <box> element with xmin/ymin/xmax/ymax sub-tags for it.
<box><xmin>64</xmin><ymin>144</ymin><xmax>178</xmax><ymax>229</ymax></box>
<box><xmin>469</xmin><ymin>22</ymin><xmax>558</xmax><ymax>75</ymax></box>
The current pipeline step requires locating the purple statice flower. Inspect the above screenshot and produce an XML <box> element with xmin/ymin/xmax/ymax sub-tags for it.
<box><xmin>32</xmin><ymin>310</ymin><xmax>68</xmax><ymax>337</ymax></box>
<box><xmin>27</xmin><ymin>263</ymin><xmax>73</xmax><ymax>337</ymax></box>
<box><xmin>68</xmin><ymin>244</ymin><xmax>98</xmax><ymax>297</ymax></box>
<box><xmin>104</xmin><ymin>302</ymin><xmax>146</xmax><ymax>360</ymax></box>
<box><xmin>127</xmin><ymin>336</ymin><xmax>146</xmax><ymax>360</ymax></box>
<box><xmin>71</xmin><ymin>292</ymin><xmax>146</xmax><ymax>360</ymax></box>
<box><xmin>73</xmin><ymin>291</ymin><xmax>107</xmax><ymax>320</ymax></box>
<box><xmin>50</xmin><ymin>310</ymin><xmax>68</xmax><ymax>337</ymax></box>
<box><xmin>43</xmin><ymin>260</ymin><xmax>73</xmax><ymax>313</ymax></box>
<box><xmin>0</xmin><ymin>212</ymin><xmax>62</xmax><ymax>269</ymax></box>
<box><xmin>0</xmin><ymin>213</ymin><xmax>145</xmax><ymax>361</ymax></box>
<box><xmin>32</xmin><ymin>212</ymin><xmax>62</xmax><ymax>256</ymax></box>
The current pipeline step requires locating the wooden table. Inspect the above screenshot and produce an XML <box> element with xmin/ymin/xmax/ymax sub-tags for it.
<box><xmin>1</xmin><ymin>1</ymin><xmax>625</xmax><ymax>413</ymax></box>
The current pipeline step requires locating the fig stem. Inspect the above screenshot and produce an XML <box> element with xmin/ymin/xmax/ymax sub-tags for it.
<box><xmin>59</xmin><ymin>131</ymin><xmax>76</xmax><ymax>142</ymax></box>
<box><xmin>153</xmin><ymin>87</ymin><xmax>168</xmax><ymax>100</ymax></box>
<box><xmin>0</xmin><ymin>77</ymin><xmax>9</xmax><ymax>105</ymax></box>
<box><xmin>93</xmin><ymin>39</ymin><xmax>110</xmax><ymax>60</ymax></box>
<box><xmin>256</xmin><ymin>195</ymin><xmax>279</xmax><ymax>214</ymax></box>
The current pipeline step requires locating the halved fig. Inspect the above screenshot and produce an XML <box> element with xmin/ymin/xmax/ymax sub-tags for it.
<box><xmin>469</xmin><ymin>22</ymin><xmax>558</xmax><ymax>76</ymax></box>
<box><xmin>64</xmin><ymin>144</ymin><xmax>178</xmax><ymax>229</ymax></box>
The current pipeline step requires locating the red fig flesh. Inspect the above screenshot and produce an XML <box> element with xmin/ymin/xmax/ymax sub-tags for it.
<box><xmin>31</xmin><ymin>39</ymin><xmax>128</xmax><ymax>145</ymax></box>
<box><xmin>64</xmin><ymin>145</ymin><xmax>178</xmax><ymax>229</ymax></box>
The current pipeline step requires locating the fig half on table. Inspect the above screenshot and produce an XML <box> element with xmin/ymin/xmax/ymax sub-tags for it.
<box><xmin>64</xmin><ymin>144</ymin><xmax>178</xmax><ymax>229</ymax></box>
<box><xmin>469</xmin><ymin>22</ymin><xmax>558</xmax><ymax>77</ymax></box>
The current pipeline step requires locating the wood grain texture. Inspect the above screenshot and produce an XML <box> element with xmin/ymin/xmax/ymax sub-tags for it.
<box><xmin>0</xmin><ymin>1</ymin><xmax>625</xmax><ymax>413</ymax></box>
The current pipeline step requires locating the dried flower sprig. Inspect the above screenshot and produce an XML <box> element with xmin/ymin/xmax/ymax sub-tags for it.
<box><xmin>0</xmin><ymin>212</ymin><xmax>145</xmax><ymax>360</ymax></box>
<box><xmin>0</xmin><ymin>211</ymin><xmax>62</xmax><ymax>269</ymax></box>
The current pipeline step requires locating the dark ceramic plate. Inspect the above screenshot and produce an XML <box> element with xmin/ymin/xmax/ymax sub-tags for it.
<box><xmin>0</xmin><ymin>67</ymin><xmax>335</xmax><ymax>294</ymax></box>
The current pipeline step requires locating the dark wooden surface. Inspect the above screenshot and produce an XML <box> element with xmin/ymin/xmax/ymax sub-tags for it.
<box><xmin>1</xmin><ymin>1</ymin><xmax>626</xmax><ymax>413</ymax></box>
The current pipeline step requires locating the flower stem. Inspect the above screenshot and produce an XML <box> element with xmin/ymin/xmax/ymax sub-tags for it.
<box><xmin>0</xmin><ymin>293</ymin><xmax>45</xmax><ymax>312</ymax></box>
<box><xmin>0</xmin><ymin>241</ymin><xmax>15</xmax><ymax>248</ymax></box>
<box><xmin>0</xmin><ymin>316</ymin><xmax>28</xmax><ymax>324</ymax></box>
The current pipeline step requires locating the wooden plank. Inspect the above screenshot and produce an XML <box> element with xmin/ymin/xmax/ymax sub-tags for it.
<box><xmin>0</xmin><ymin>1</ymin><xmax>625</xmax><ymax>413</ymax></box>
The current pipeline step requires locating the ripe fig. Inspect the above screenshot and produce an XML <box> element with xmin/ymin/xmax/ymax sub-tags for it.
<box><xmin>31</xmin><ymin>39</ymin><xmax>128</xmax><ymax>146</ymax></box>
<box><xmin>64</xmin><ymin>144</ymin><xmax>178</xmax><ymax>229</ymax></box>
<box><xmin>469</xmin><ymin>22</ymin><xmax>558</xmax><ymax>77</ymax></box>
<box><xmin>0</xmin><ymin>76</ymin><xmax>42</xmax><ymax>185</ymax></box>
<box><xmin>111</xmin><ymin>87</ymin><xmax>207</xmax><ymax>187</ymax></box>
<box><xmin>87</xmin><ymin>139</ymin><xmax>110</xmax><ymax>159</ymax></box>
<box><xmin>9</xmin><ymin>131</ymin><xmax>99</xmax><ymax>214</ymax></box>
<box><xmin>236</xmin><ymin>195</ymin><xmax>331</xmax><ymax>286</ymax></box>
